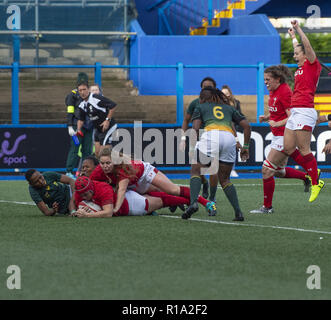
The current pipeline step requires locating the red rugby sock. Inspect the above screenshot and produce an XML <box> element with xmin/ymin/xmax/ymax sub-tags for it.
<box><xmin>301</xmin><ymin>153</ymin><xmax>318</xmax><ymax>185</ymax></box>
<box><xmin>263</xmin><ymin>177</ymin><xmax>275</xmax><ymax>208</ymax></box>
<box><xmin>148</xmin><ymin>191</ymin><xmax>189</xmax><ymax>207</ymax></box>
<box><xmin>179</xmin><ymin>186</ymin><xmax>208</xmax><ymax>207</ymax></box>
<box><xmin>179</xmin><ymin>186</ymin><xmax>190</xmax><ymax>199</ymax></box>
<box><xmin>284</xmin><ymin>167</ymin><xmax>306</xmax><ymax>180</ymax></box>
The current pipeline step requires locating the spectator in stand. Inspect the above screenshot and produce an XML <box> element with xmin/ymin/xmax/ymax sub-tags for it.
<box><xmin>90</xmin><ymin>83</ymin><xmax>102</xmax><ymax>95</ymax></box>
<box><xmin>65</xmin><ymin>73</ymin><xmax>94</xmax><ymax>179</ymax></box>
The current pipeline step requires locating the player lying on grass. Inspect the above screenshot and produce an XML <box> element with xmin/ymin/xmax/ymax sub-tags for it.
<box><xmin>182</xmin><ymin>86</ymin><xmax>251</xmax><ymax>221</ymax></box>
<box><xmin>25</xmin><ymin>169</ymin><xmax>76</xmax><ymax>216</ymax></box>
<box><xmin>89</xmin><ymin>148</ymin><xmax>217</xmax><ymax>216</ymax></box>
<box><xmin>79</xmin><ymin>155</ymin><xmax>188</xmax><ymax>215</ymax></box>
<box><xmin>73</xmin><ymin>176</ymin><xmax>190</xmax><ymax>218</ymax></box>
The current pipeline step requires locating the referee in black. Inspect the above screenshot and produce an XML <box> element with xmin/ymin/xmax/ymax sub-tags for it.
<box><xmin>76</xmin><ymin>81</ymin><xmax>118</xmax><ymax>157</ymax></box>
<box><xmin>65</xmin><ymin>73</ymin><xmax>94</xmax><ymax>179</ymax></box>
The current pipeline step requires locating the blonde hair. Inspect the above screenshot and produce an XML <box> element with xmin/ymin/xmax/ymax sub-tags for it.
<box><xmin>98</xmin><ymin>148</ymin><xmax>137</xmax><ymax>182</ymax></box>
<box><xmin>221</xmin><ymin>85</ymin><xmax>236</xmax><ymax>106</ymax></box>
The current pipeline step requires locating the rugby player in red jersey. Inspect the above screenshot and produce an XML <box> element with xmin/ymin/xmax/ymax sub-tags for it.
<box><xmin>283</xmin><ymin>20</ymin><xmax>324</xmax><ymax>202</ymax></box>
<box><xmin>89</xmin><ymin>148</ymin><xmax>217</xmax><ymax>216</ymax></box>
<box><xmin>73</xmin><ymin>176</ymin><xmax>190</xmax><ymax>218</ymax></box>
<box><xmin>250</xmin><ymin>65</ymin><xmax>311</xmax><ymax>214</ymax></box>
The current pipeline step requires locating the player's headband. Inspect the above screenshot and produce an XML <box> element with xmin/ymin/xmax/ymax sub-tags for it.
<box><xmin>75</xmin><ymin>176</ymin><xmax>95</xmax><ymax>195</ymax></box>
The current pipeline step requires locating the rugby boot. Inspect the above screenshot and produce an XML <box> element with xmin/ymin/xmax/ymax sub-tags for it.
<box><xmin>206</xmin><ymin>201</ymin><xmax>217</xmax><ymax>216</ymax></box>
<box><xmin>309</xmin><ymin>180</ymin><xmax>325</xmax><ymax>202</ymax></box>
<box><xmin>181</xmin><ymin>202</ymin><xmax>199</xmax><ymax>220</ymax></box>
<box><xmin>304</xmin><ymin>169</ymin><xmax>321</xmax><ymax>192</ymax></box>
<box><xmin>250</xmin><ymin>206</ymin><xmax>274</xmax><ymax>214</ymax></box>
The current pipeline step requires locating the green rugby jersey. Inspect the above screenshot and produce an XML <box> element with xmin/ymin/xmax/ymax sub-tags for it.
<box><xmin>186</xmin><ymin>98</ymin><xmax>200</xmax><ymax>116</ymax></box>
<box><xmin>192</xmin><ymin>102</ymin><xmax>246</xmax><ymax>135</ymax></box>
<box><xmin>28</xmin><ymin>172</ymin><xmax>71</xmax><ymax>214</ymax></box>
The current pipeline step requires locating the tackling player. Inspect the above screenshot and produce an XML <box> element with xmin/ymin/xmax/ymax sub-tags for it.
<box><xmin>73</xmin><ymin>176</ymin><xmax>190</xmax><ymax>218</ymax></box>
<box><xmin>25</xmin><ymin>169</ymin><xmax>76</xmax><ymax>216</ymax></box>
<box><xmin>89</xmin><ymin>148</ymin><xmax>217</xmax><ymax>216</ymax></box>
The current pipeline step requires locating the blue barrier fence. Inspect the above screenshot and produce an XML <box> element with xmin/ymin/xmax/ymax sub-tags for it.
<box><xmin>5</xmin><ymin>61</ymin><xmax>330</xmax><ymax>127</ymax></box>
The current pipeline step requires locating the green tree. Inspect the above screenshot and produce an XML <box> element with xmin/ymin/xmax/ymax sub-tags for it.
<box><xmin>281</xmin><ymin>33</ymin><xmax>331</xmax><ymax>64</ymax></box>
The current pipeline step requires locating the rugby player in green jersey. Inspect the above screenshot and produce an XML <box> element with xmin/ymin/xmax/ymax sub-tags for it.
<box><xmin>182</xmin><ymin>87</ymin><xmax>251</xmax><ymax>221</ymax></box>
<box><xmin>179</xmin><ymin>77</ymin><xmax>219</xmax><ymax>202</ymax></box>
<box><xmin>25</xmin><ymin>170</ymin><xmax>76</xmax><ymax>216</ymax></box>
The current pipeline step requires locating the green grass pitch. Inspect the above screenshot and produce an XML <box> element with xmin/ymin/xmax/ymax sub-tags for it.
<box><xmin>0</xmin><ymin>178</ymin><xmax>330</xmax><ymax>300</ymax></box>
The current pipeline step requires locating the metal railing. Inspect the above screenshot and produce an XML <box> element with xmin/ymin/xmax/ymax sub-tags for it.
<box><xmin>5</xmin><ymin>61</ymin><xmax>331</xmax><ymax>127</ymax></box>
<box><xmin>0</xmin><ymin>0</ymin><xmax>125</xmax><ymax>7</ymax></box>
<box><xmin>156</xmin><ymin>0</ymin><xmax>229</xmax><ymax>35</ymax></box>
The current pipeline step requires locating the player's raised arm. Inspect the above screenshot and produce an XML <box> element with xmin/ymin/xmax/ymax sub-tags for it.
<box><xmin>290</xmin><ymin>20</ymin><xmax>316</xmax><ymax>63</ymax></box>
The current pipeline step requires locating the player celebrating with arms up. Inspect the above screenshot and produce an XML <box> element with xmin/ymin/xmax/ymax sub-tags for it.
<box><xmin>250</xmin><ymin>65</ymin><xmax>312</xmax><ymax>214</ymax></box>
<box><xmin>283</xmin><ymin>20</ymin><xmax>324</xmax><ymax>202</ymax></box>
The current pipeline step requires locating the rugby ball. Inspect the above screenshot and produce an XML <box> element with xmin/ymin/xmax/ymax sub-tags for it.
<box><xmin>78</xmin><ymin>200</ymin><xmax>102</xmax><ymax>214</ymax></box>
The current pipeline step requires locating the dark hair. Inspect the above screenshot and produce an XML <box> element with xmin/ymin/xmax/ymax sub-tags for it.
<box><xmin>25</xmin><ymin>169</ymin><xmax>36</xmax><ymax>182</ymax></box>
<box><xmin>199</xmin><ymin>86</ymin><xmax>229</xmax><ymax>104</ymax></box>
<box><xmin>77</xmin><ymin>81</ymin><xmax>89</xmax><ymax>88</ymax></box>
<box><xmin>264</xmin><ymin>65</ymin><xmax>293</xmax><ymax>84</ymax></box>
<box><xmin>84</xmin><ymin>155</ymin><xmax>99</xmax><ymax>167</ymax></box>
<box><xmin>76</xmin><ymin>72</ymin><xmax>89</xmax><ymax>86</ymax></box>
<box><xmin>200</xmin><ymin>77</ymin><xmax>217</xmax><ymax>88</ymax></box>
<box><xmin>296</xmin><ymin>43</ymin><xmax>305</xmax><ymax>54</ymax></box>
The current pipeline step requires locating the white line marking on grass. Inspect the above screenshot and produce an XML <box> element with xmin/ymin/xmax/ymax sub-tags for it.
<box><xmin>176</xmin><ymin>183</ymin><xmax>303</xmax><ymax>188</ymax></box>
<box><xmin>160</xmin><ymin>215</ymin><xmax>331</xmax><ymax>236</ymax></box>
<box><xmin>3</xmin><ymin>199</ymin><xmax>330</xmax><ymax>236</ymax></box>
<box><xmin>0</xmin><ymin>200</ymin><xmax>35</xmax><ymax>206</ymax></box>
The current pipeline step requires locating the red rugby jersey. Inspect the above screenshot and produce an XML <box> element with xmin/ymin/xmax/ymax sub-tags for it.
<box><xmin>89</xmin><ymin>161</ymin><xmax>145</xmax><ymax>187</ymax></box>
<box><xmin>291</xmin><ymin>58</ymin><xmax>321</xmax><ymax>108</ymax></box>
<box><xmin>75</xmin><ymin>180</ymin><xmax>129</xmax><ymax>216</ymax></box>
<box><xmin>269</xmin><ymin>83</ymin><xmax>292</xmax><ymax>136</ymax></box>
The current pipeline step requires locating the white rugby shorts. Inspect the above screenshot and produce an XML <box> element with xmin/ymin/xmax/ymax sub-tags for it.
<box><xmin>285</xmin><ymin>108</ymin><xmax>317</xmax><ymax>132</ymax></box>
<box><xmin>130</xmin><ymin>161</ymin><xmax>158</xmax><ymax>194</ymax></box>
<box><xmin>195</xmin><ymin>130</ymin><xmax>236</xmax><ymax>163</ymax></box>
<box><xmin>125</xmin><ymin>190</ymin><xmax>148</xmax><ymax>216</ymax></box>
<box><xmin>270</xmin><ymin>134</ymin><xmax>284</xmax><ymax>152</ymax></box>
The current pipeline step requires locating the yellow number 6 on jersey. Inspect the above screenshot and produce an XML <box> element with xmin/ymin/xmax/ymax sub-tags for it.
<box><xmin>213</xmin><ymin>106</ymin><xmax>224</xmax><ymax>119</ymax></box>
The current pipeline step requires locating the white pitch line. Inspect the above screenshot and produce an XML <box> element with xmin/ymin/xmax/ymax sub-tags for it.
<box><xmin>160</xmin><ymin>215</ymin><xmax>331</xmax><ymax>236</ymax></box>
<box><xmin>0</xmin><ymin>200</ymin><xmax>35</xmax><ymax>206</ymax></box>
<box><xmin>176</xmin><ymin>183</ymin><xmax>304</xmax><ymax>188</ymax></box>
<box><xmin>2</xmin><ymin>199</ymin><xmax>330</xmax><ymax>236</ymax></box>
